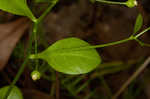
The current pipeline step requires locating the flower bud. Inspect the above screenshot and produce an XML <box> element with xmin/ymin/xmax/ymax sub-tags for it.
<box><xmin>31</xmin><ymin>70</ymin><xmax>41</xmax><ymax>81</ymax></box>
<box><xmin>126</xmin><ymin>0</ymin><xmax>137</xmax><ymax>8</ymax></box>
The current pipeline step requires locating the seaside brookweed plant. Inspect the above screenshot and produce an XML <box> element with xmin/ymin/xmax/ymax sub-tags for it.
<box><xmin>0</xmin><ymin>0</ymin><xmax>150</xmax><ymax>98</ymax></box>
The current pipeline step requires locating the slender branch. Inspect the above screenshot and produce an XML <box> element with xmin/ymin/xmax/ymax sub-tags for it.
<box><xmin>70</xmin><ymin>36</ymin><xmax>133</xmax><ymax>51</ymax></box>
<box><xmin>112</xmin><ymin>57</ymin><xmax>150</xmax><ymax>99</ymax></box>
<box><xmin>134</xmin><ymin>26</ymin><xmax>150</xmax><ymax>39</ymax></box>
<box><xmin>85</xmin><ymin>25</ymin><xmax>150</xmax><ymax>49</ymax></box>
<box><xmin>95</xmin><ymin>0</ymin><xmax>126</xmax><ymax>5</ymax></box>
<box><xmin>89</xmin><ymin>37</ymin><xmax>133</xmax><ymax>49</ymax></box>
<box><xmin>100</xmin><ymin>77</ymin><xmax>112</xmax><ymax>98</ymax></box>
<box><xmin>37</xmin><ymin>0</ymin><xmax>59</xmax><ymax>23</ymax></box>
<box><xmin>135</xmin><ymin>39</ymin><xmax>150</xmax><ymax>47</ymax></box>
<box><xmin>33</xmin><ymin>0</ymin><xmax>59</xmax><ymax>70</ymax></box>
<box><xmin>4</xmin><ymin>30</ymin><xmax>34</xmax><ymax>99</ymax></box>
<box><xmin>56</xmin><ymin>72</ymin><xmax>60</xmax><ymax>99</ymax></box>
<box><xmin>33</xmin><ymin>22</ymin><xmax>39</xmax><ymax>70</ymax></box>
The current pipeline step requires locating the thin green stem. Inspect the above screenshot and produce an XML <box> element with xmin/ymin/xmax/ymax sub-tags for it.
<box><xmin>73</xmin><ymin>37</ymin><xmax>133</xmax><ymax>51</ymax></box>
<box><xmin>74</xmin><ymin>26</ymin><xmax>150</xmax><ymax>50</ymax></box>
<box><xmin>91</xmin><ymin>37</ymin><xmax>133</xmax><ymax>49</ymax></box>
<box><xmin>141</xmin><ymin>42</ymin><xmax>150</xmax><ymax>47</ymax></box>
<box><xmin>112</xmin><ymin>57</ymin><xmax>150</xmax><ymax>99</ymax></box>
<box><xmin>37</xmin><ymin>0</ymin><xmax>59</xmax><ymax>23</ymax></box>
<box><xmin>33</xmin><ymin>22</ymin><xmax>39</xmax><ymax>70</ymax></box>
<box><xmin>134</xmin><ymin>26</ymin><xmax>150</xmax><ymax>39</ymax></box>
<box><xmin>95</xmin><ymin>0</ymin><xmax>126</xmax><ymax>5</ymax></box>
<box><xmin>4</xmin><ymin>31</ymin><xmax>34</xmax><ymax>99</ymax></box>
<box><xmin>100</xmin><ymin>77</ymin><xmax>112</xmax><ymax>98</ymax></box>
<box><xmin>33</xmin><ymin>0</ymin><xmax>59</xmax><ymax>69</ymax></box>
<box><xmin>4</xmin><ymin>58</ymin><xmax>29</xmax><ymax>98</ymax></box>
<box><xmin>135</xmin><ymin>39</ymin><xmax>150</xmax><ymax>47</ymax></box>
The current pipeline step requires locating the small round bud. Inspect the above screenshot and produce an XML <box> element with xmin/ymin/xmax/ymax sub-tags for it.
<box><xmin>126</xmin><ymin>0</ymin><xmax>137</xmax><ymax>8</ymax></box>
<box><xmin>31</xmin><ymin>70</ymin><xmax>41</xmax><ymax>81</ymax></box>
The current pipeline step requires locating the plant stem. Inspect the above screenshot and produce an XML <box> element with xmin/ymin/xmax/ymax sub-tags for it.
<box><xmin>37</xmin><ymin>0</ymin><xmax>59</xmax><ymax>23</ymax></box>
<box><xmin>100</xmin><ymin>77</ymin><xmax>112</xmax><ymax>98</ymax></box>
<box><xmin>95</xmin><ymin>0</ymin><xmax>126</xmax><ymax>5</ymax></box>
<box><xmin>134</xmin><ymin>26</ymin><xmax>150</xmax><ymax>39</ymax></box>
<box><xmin>135</xmin><ymin>39</ymin><xmax>150</xmax><ymax>47</ymax></box>
<box><xmin>4</xmin><ymin>58</ymin><xmax>29</xmax><ymax>99</ymax></box>
<box><xmin>91</xmin><ymin>37</ymin><xmax>133</xmax><ymax>49</ymax></box>
<box><xmin>4</xmin><ymin>30</ymin><xmax>34</xmax><ymax>99</ymax></box>
<box><xmin>33</xmin><ymin>22</ymin><xmax>39</xmax><ymax>70</ymax></box>
<box><xmin>33</xmin><ymin>0</ymin><xmax>59</xmax><ymax>69</ymax></box>
<box><xmin>112</xmin><ymin>57</ymin><xmax>150</xmax><ymax>99</ymax></box>
<box><xmin>73</xmin><ymin>36</ymin><xmax>133</xmax><ymax>51</ymax></box>
<box><xmin>64</xmin><ymin>26</ymin><xmax>150</xmax><ymax>51</ymax></box>
<box><xmin>56</xmin><ymin>72</ymin><xmax>60</xmax><ymax>99</ymax></box>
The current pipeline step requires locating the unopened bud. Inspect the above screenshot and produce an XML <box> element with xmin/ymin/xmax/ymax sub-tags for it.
<box><xmin>126</xmin><ymin>0</ymin><xmax>137</xmax><ymax>8</ymax></box>
<box><xmin>31</xmin><ymin>70</ymin><xmax>41</xmax><ymax>81</ymax></box>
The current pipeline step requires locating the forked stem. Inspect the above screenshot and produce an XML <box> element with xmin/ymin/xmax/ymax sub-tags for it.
<box><xmin>4</xmin><ymin>0</ymin><xmax>59</xmax><ymax>98</ymax></box>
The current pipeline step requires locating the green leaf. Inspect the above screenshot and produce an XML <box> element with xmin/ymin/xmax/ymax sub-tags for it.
<box><xmin>0</xmin><ymin>0</ymin><xmax>36</xmax><ymax>22</ymax></box>
<box><xmin>133</xmin><ymin>14</ymin><xmax>143</xmax><ymax>33</ymax></box>
<box><xmin>30</xmin><ymin>37</ymin><xmax>101</xmax><ymax>74</ymax></box>
<box><xmin>0</xmin><ymin>86</ymin><xmax>23</xmax><ymax>99</ymax></box>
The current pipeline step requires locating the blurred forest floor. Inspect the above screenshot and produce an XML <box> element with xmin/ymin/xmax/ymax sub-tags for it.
<box><xmin>0</xmin><ymin>0</ymin><xmax>150</xmax><ymax>99</ymax></box>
